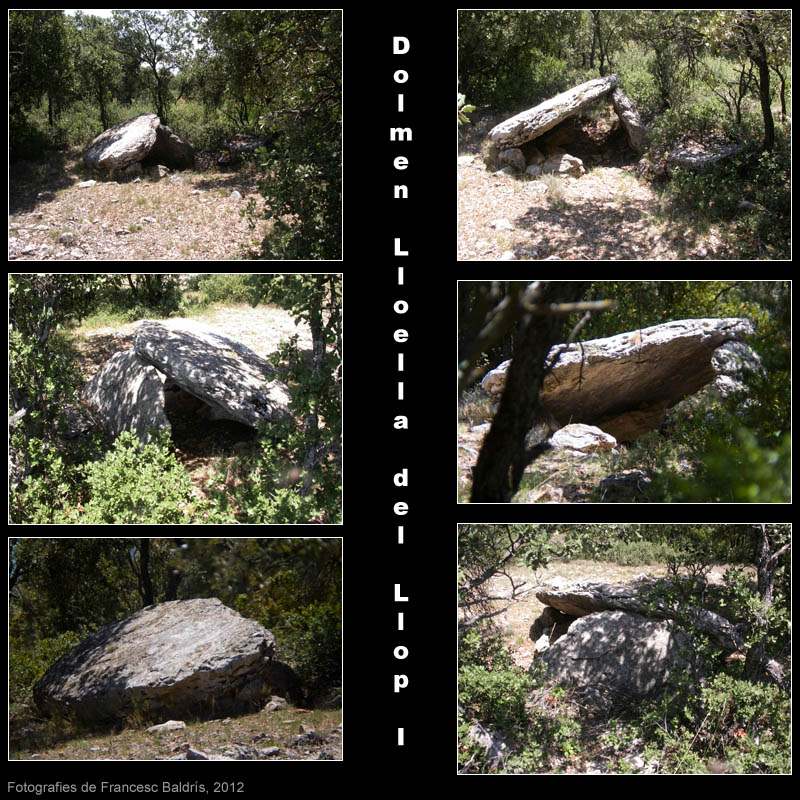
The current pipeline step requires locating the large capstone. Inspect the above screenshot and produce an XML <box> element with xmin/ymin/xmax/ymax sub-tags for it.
<box><xmin>82</xmin><ymin>349</ymin><xmax>170</xmax><ymax>442</ymax></box>
<box><xmin>33</xmin><ymin>599</ymin><xmax>276</xmax><ymax>724</ymax></box>
<box><xmin>481</xmin><ymin>317</ymin><xmax>754</xmax><ymax>441</ymax></box>
<box><xmin>539</xmin><ymin>610</ymin><xmax>694</xmax><ymax>709</ymax></box>
<box><xmin>133</xmin><ymin>320</ymin><xmax>291</xmax><ymax>429</ymax></box>
<box><xmin>84</xmin><ymin>114</ymin><xmax>194</xmax><ymax>174</ymax></box>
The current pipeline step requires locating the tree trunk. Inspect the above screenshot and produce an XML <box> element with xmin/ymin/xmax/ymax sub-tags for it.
<box><xmin>138</xmin><ymin>539</ymin><xmax>155</xmax><ymax>607</ymax></box>
<box><xmin>470</xmin><ymin>282</ymin><xmax>588</xmax><ymax>503</ymax></box>
<box><xmin>47</xmin><ymin>93</ymin><xmax>54</xmax><ymax>127</ymax></box>
<box><xmin>743</xmin><ymin>525</ymin><xmax>789</xmax><ymax>685</ymax></box>
<box><xmin>300</xmin><ymin>281</ymin><xmax>326</xmax><ymax>497</ymax></box>
<box><xmin>164</xmin><ymin>569</ymin><xmax>183</xmax><ymax>601</ymax></box>
<box><xmin>755</xmin><ymin>47</ymin><xmax>774</xmax><ymax>150</ymax></box>
<box><xmin>770</xmin><ymin>64</ymin><xmax>786</xmax><ymax>121</ymax></box>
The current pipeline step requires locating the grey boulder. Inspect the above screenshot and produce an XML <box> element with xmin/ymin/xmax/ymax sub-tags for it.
<box><xmin>540</xmin><ymin>610</ymin><xmax>693</xmax><ymax>708</ymax></box>
<box><xmin>33</xmin><ymin>598</ymin><xmax>276</xmax><ymax>724</ymax></box>
<box><xmin>610</xmin><ymin>87</ymin><xmax>647</xmax><ymax>153</ymax></box>
<box><xmin>82</xmin><ymin>349</ymin><xmax>170</xmax><ymax>442</ymax></box>
<box><xmin>84</xmin><ymin>114</ymin><xmax>194</xmax><ymax>174</ymax></box>
<box><xmin>84</xmin><ymin>114</ymin><xmax>160</xmax><ymax>173</ymax></box>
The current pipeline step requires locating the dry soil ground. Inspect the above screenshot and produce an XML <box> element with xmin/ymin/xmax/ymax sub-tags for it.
<box><xmin>9</xmin><ymin>150</ymin><xmax>272</xmax><ymax>261</ymax></box>
<box><xmin>457</xmin><ymin>114</ymin><xmax>736</xmax><ymax>261</ymax></box>
<box><xmin>10</xmin><ymin>706</ymin><xmax>341</xmax><ymax>761</ymax></box>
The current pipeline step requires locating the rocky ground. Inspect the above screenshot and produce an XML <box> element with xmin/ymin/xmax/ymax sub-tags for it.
<box><xmin>457</xmin><ymin>113</ymin><xmax>735</xmax><ymax>261</ymax></box>
<box><xmin>9</xmin><ymin>149</ymin><xmax>273</xmax><ymax>261</ymax></box>
<box><xmin>10</xmin><ymin>706</ymin><xmax>342</xmax><ymax>761</ymax></box>
<box><xmin>457</xmin><ymin>423</ymin><xmax>680</xmax><ymax>503</ymax></box>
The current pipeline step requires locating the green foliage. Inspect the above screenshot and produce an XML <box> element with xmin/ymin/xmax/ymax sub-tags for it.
<box><xmin>9</xmin><ymin>631</ymin><xmax>82</xmax><ymax>711</ymax></box>
<box><xmin>664</xmin><ymin>428</ymin><xmax>790</xmax><ymax>503</ymax></box>
<box><xmin>225</xmin><ymin>275</ymin><xmax>342</xmax><ymax>523</ymax></box>
<box><xmin>194</xmin><ymin>273</ymin><xmax>254</xmax><ymax>305</ymax></box>
<box><xmin>604</xmin><ymin>539</ymin><xmax>679</xmax><ymax>566</ymax></box>
<box><xmin>74</xmin><ymin>431</ymin><xmax>196</xmax><ymax>524</ymax></box>
<box><xmin>457</xmin><ymin>93</ymin><xmax>476</xmax><ymax>126</ymax></box>
<box><xmin>643</xmin><ymin>675</ymin><xmax>791</xmax><ymax>774</ymax></box>
<box><xmin>277</xmin><ymin>602</ymin><xmax>342</xmax><ymax>695</ymax></box>
<box><xmin>167</xmin><ymin>99</ymin><xmax>229</xmax><ymax>151</ymax></box>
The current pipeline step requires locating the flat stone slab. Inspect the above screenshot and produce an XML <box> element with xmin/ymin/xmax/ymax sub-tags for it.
<box><xmin>667</xmin><ymin>140</ymin><xmax>743</xmax><ymax>172</ymax></box>
<box><xmin>134</xmin><ymin>320</ymin><xmax>291</xmax><ymax>428</ymax></box>
<box><xmin>481</xmin><ymin>317</ymin><xmax>754</xmax><ymax>440</ymax></box>
<box><xmin>82</xmin><ymin>349</ymin><xmax>170</xmax><ymax>442</ymax></box>
<box><xmin>488</xmin><ymin>75</ymin><xmax>619</xmax><ymax>149</ymax></box>
<box><xmin>33</xmin><ymin>598</ymin><xmax>276</xmax><ymax>724</ymax></box>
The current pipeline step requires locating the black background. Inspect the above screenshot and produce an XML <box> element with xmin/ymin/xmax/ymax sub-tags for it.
<box><xmin>7</xmin><ymin>3</ymin><xmax>793</xmax><ymax>788</ymax></box>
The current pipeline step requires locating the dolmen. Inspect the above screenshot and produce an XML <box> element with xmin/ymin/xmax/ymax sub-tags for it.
<box><xmin>486</xmin><ymin>75</ymin><xmax>647</xmax><ymax>177</ymax></box>
<box><xmin>33</xmin><ymin>599</ymin><xmax>277</xmax><ymax>723</ymax></box>
<box><xmin>480</xmin><ymin>317</ymin><xmax>754</xmax><ymax>441</ymax></box>
<box><xmin>83</xmin><ymin>320</ymin><xmax>292</xmax><ymax>442</ymax></box>
<box><xmin>531</xmin><ymin>577</ymin><xmax>741</xmax><ymax>709</ymax></box>
<box><xmin>83</xmin><ymin>114</ymin><xmax>194</xmax><ymax>177</ymax></box>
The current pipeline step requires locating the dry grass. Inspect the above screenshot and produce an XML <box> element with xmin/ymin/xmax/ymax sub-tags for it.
<box><xmin>9</xmin><ymin>149</ymin><xmax>274</xmax><ymax>261</ymax></box>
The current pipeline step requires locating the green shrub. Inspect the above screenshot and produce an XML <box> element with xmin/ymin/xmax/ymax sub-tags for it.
<box><xmin>168</xmin><ymin>99</ymin><xmax>229</xmax><ymax>151</ymax></box>
<box><xmin>195</xmin><ymin>273</ymin><xmax>254</xmax><ymax>304</ymax></box>
<box><xmin>277</xmin><ymin>601</ymin><xmax>342</xmax><ymax>695</ymax></box>
<box><xmin>459</xmin><ymin>664</ymin><xmax>532</xmax><ymax>731</ymax></box>
<box><xmin>74</xmin><ymin>431</ymin><xmax>197</xmax><ymax>524</ymax></box>
<box><xmin>605</xmin><ymin>539</ymin><xmax>679</xmax><ymax>566</ymax></box>
<box><xmin>9</xmin><ymin>631</ymin><xmax>81</xmax><ymax>710</ymax></box>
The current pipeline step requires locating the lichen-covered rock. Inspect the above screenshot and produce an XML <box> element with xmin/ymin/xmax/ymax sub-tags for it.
<box><xmin>542</xmin><ymin>153</ymin><xmax>585</xmax><ymax>177</ymax></box>
<box><xmin>84</xmin><ymin>114</ymin><xmax>160</xmax><ymax>172</ymax></box>
<box><xmin>133</xmin><ymin>320</ymin><xmax>291</xmax><ymax>428</ymax></box>
<box><xmin>481</xmin><ymin>318</ymin><xmax>754</xmax><ymax>440</ymax></box>
<box><xmin>540</xmin><ymin>610</ymin><xmax>693</xmax><ymax>708</ymax></box>
<box><xmin>488</xmin><ymin>76</ymin><xmax>619</xmax><ymax>149</ymax></box>
<box><xmin>82</xmin><ymin>349</ymin><xmax>170</xmax><ymax>442</ymax></box>
<box><xmin>33</xmin><ymin>599</ymin><xmax>276</xmax><ymax>724</ymax></box>
<box><xmin>146</xmin><ymin>123</ymin><xmax>195</xmax><ymax>169</ymax></box>
<box><xmin>83</xmin><ymin>114</ymin><xmax>194</xmax><ymax>174</ymax></box>
<box><xmin>498</xmin><ymin>147</ymin><xmax>526</xmax><ymax>172</ymax></box>
<box><xmin>667</xmin><ymin>140</ymin><xmax>743</xmax><ymax>173</ymax></box>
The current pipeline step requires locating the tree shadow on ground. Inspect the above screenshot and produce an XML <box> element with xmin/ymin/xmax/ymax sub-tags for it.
<box><xmin>9</xmin><ymin>151</ymin><xmax>81</xmax><ymax>215</ymax></box>
<box><xmin>512</xmin><ymin>193</ymin><xmax>709</xmax><ymax>260</ymax></box>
